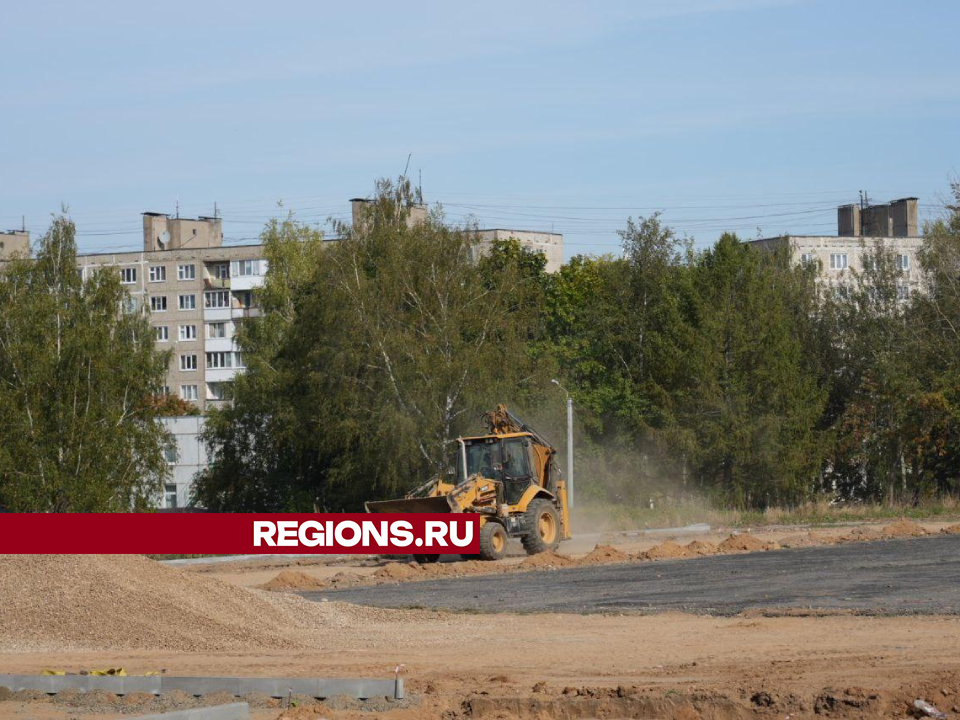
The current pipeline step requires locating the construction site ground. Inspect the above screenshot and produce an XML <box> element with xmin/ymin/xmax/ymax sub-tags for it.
<box><xmin>2</xmin><ymin>520</ymin><xmax>960</xmax><ymax>719</ymax></box>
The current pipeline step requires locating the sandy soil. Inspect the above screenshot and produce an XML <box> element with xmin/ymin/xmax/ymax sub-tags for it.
<box><xmin>3</xmin><ymin>522</ymin><xmax>960</xmax><ymax>719</ymax></box>
<box><xmin>2</xmin><ymin>612</ymin><xmax>960</xmax><ymax>718</ymax></box>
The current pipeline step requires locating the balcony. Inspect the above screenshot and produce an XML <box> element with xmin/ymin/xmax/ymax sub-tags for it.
<box><xmin>231</xmin><ymin>274</ymin><xmax>265</xmax><ymax>292</ymax></box>
<box><xmin>205</xmin><ymin>336</ymin><xmax>236</xmax><ymax>353</ymax></box>
<box><xmin>205</xmin><ymin>366</ymin><xmax>239</xmax><ymax>383</ymax></box>
<box><xmin>231</xmin><ymin>307</ymin><xmax>261</xmax><ymax>319</ymax></box>
<box><xmin>203</xmin><ymin>306</ymin><xmax>231</xmax><ymax>322</ymax></box>
<box><xmin>203</xmin><ymin>276</ymin><xmax>231</xmax><ymax>291</ymax></box>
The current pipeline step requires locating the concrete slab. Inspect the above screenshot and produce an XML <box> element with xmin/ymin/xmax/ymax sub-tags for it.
<box><xmin>317</xmin><ymin>678</ymin><xmax>403</xmax><ymax>700</ymax></box>
<box><xmin>87</xmin><ymin>676</ymin><xmax>160</xmax><ymax>694</ymax></box>
<box><xmin>161</xmin><ymin>677</ymin><xmax>241</xmax><ymax>696</ymax></box>
<box><xmin>133</xmin><ymin>702</ymin><xmax>249</xmax><ymax>720</ymax></box>
<box><xmin>0</xmin><ymin>674</ymin><xmax>401</xmax><ymax>700</ymax></box>
<box><xmin>235</xmin><ymin>677</ymin><xmax>318</xmax><ymax>697</ymax></box>
<box><xmin>0</xmin><ymin>674</ymin><xmax>162</xmax><ymax>695</ymax></box>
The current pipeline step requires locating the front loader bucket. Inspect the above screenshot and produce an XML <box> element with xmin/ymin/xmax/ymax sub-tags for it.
<box><xmin>365</xmin><ymin>496</ymin><xmax>456</xmax><ymax>514</ymax></box>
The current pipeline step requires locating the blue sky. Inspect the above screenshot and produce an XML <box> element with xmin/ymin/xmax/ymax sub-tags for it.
<box><xmin>2</xmin><ymin>0</ymin><xmax>957</xmax><ymax>258</ymax></box>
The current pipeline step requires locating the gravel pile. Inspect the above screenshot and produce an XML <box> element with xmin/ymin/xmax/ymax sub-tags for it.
<box><xmin>0</xmin><ymin>554</ymin><xmax>404</xmax><ymax>653</ymax></box>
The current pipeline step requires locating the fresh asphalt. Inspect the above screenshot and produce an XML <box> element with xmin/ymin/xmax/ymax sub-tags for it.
<box><xmin>303</xmin><ymin>534</ymin><xmax>960</xmax><ymax>615</ymax></box>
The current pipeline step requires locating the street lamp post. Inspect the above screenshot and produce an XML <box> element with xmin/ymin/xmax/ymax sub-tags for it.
<box><xmin>550</xmin><ymin>379</ymin><xmax>574</xmax><ymax>508</ymax></box>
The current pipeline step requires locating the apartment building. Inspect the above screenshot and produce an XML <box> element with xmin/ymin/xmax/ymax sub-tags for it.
<box><xmin>748</xmin><ymin>197</ymin><xmax>924</xmax><ymax>301</ymax></box>
<box><xmin>159</xmin><ymin>415</ymin><xmax>208</xmax><ymax>509</ymax></box>
<box><xmin>0</xmin><ymin>230</ymin><xmax>30</xmax><ymax>260</ymax></box>
<box><xmin>70</xmin><ymin>198</ymin><xmax>563</xmax><ymax>415</ymax></box>
<box><xmin>76</xmin><ymin>213</ymin><xmax>268</xmax><ymax>412</ymax></box>
<box><xmin>349</xmin><ymin>198</ymin><xmax>565</xmax><ymax>272</ymax></box>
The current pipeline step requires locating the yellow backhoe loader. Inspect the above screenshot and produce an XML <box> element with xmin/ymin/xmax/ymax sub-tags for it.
<box><xmin>366</xmin><ymin>405</ymin><xmax>571</xmax><ymax>563</ymax></box>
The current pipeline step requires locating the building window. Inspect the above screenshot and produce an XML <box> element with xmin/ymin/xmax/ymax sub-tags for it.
<box><xmin>178</xmin><ymin>264</ymin><xmax>196</xmax><ymax>281</ymax></box>
<box><xmin>897</xmin><ymin>254</ymin><xmax>910</xmax><ymax>271</ymax></box>
<box><xmin>897</xmin><ymin>285</ymin><xmax>911</xmax><ymax>301</ymax></box>
<box><xmin>178</xmin><ymin>294</ymin><xmax>196</xmax><ymax>310</ymax></box>
<box><xmin>234</xmin><ymin>290</ymin><xmax>253</xmax><ymax>309</ymax></box>
<box><xmin>206</xmin><ymin>321</ymin><xmax>227</xmax><ymax>339</ymax></box>
<box><xmin>155</xmin><ymin>325</ymin><xmax>169</xmax><ymax>342</ymax></box>
<box><xmin>180</xmin><ymin>384</ymin><xmax>198</xmax><ymax>401</ymax></box>
<box><xmin>179</xmin><ymin>354</ymin><xmax>197</xmax><ymax>371</ymax></box>
<box><xmin>150</xmin><ymin>295</ymin><xmax>167</xmax><ymax>312</ymax></box>
<box><xmin>207</xmin><ymin>382</ymin><xmax>231</xmax><ymax>401</ymax></box>
<box><xmin>149</xmin><ymin>265</ymin><xmax>166</xmax><ymax>282</ymax></box>
<box><xmin>232</xmin><ymin>259</ymin><xmax>261</xmax><ymax>277</ymax></box>
<box><xmin>122</xmin><ymin>296</ymin><xmax>139</xmax><ymax>314</ymax></box>
<box><xmin>205</xmin><ymin>290</ymin><xmax>230</xmax><ymax>309</ymax></box>
<box><xmin>164</xmin><ymin>444</ymin><xmax>178</xmax><ymax>465</ymax></box>
<box><xmin>164</xmin><ymin>484</ymin><xmax>178</xmax><ymax>509</ymax></box>
<box><xmin>800</xmin><ymin>253</ymin><xmax>816</xmax><ymax>267</ymax></box>
<box><xmin>120</xmin><ymin>267</ymin><xmax>137</xmax><ymax>284</ymax></box>
<box><xmin>830</xmin><ymin>253</ymin><xmax>848</xmax><ymax>270</ymax></box>
<box><xmin>234</xmin><ymin>352</ymin><xmax>245</xmax><ymax>368</ymax></box>
<box><xmin>179</xmin><ymin>324</ymin><xmax>197</xmax><ymax>341</ymax></box>
<box><xmin>161</xmin><ymin>385</ymin><xmax>171</xmax><ymax>396</ymax></box>
<box><xmin>206</xmin><ymin>351</ymin><xmax>234</xmax><ymax>369</ymax></box>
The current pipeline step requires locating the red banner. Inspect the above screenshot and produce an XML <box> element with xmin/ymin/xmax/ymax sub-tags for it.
<box><xmin>0</xmin><ymin>513</ymin><xmax>480</xmax><ymax>554</ymax></box>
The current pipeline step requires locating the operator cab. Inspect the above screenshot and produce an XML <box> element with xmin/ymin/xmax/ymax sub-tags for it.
<box><xmin>455</xmin><ymin>435</ymin><xmax>537</xmax><ymax>506</ymax></box>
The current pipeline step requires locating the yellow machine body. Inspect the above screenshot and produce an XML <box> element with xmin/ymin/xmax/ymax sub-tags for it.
<box><xmin>366</xmin><ymin>406</ymin><xmax>571</xmax><ymax>560</ymax></box>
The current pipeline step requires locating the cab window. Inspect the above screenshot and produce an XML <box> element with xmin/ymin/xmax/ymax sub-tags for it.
<box><xmin>502</xmin><ymin>439</ymin><xmax>531</xmax><ymax>479</ymax></box>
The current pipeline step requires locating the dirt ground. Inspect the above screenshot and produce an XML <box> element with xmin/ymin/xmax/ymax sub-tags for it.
<box><xmin>2</xmin><ymin>612</ymin><xmax>960</xmax><ymax>718</ymax></box>
<box><xmin>2</xmin><ymin>521</ymin><xmax>960</xmax><ymax>719</ymax></box>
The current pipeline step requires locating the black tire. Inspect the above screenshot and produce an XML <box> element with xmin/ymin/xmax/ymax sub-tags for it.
<box><xmin>478</xmin><ymin>521</ymin><xmax>508</xmax><ymax>561</ymax></box>
<box><xmin>521</xmin><ymin>498</ymin><xmax>561</xmax><ymax>555</ymax></box>
<box><xmin>412</xmin><ymin>554</ymin><xmax>441</xmax><ymax>564</ymax></box>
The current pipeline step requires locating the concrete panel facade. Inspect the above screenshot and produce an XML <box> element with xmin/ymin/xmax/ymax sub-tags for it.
<box><xmin>160</xmin><ymin>416</ymin><xmax>208</xmax><ymax>509</ymax></box>
<box><xmin>76</xmin><ymin>242</ymin><xmax>267</xmax><ymax>412</ymax></box>
<box><xmin>0</xmin><ymin>230</ymin><xmax>29</xmax><ymax>260</ymax></box>
<box><xmin>474</xmin><ymin>229</ymin><xmax>564</xmax><ymax>273</ymax></box>
<box><xmin>748</xmin><ymin>234</ymin><xmax>926</xmax><ymax>299</ymax></box>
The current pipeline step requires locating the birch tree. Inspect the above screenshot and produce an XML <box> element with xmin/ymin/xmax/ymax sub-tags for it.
<box><xmin>196</xmin><ymin>180</ymin><xmax>546</xmax><ymax>511</ymax></box>
<box><xmin>0</xmin><ymin>216</ymin><xmax>170</xmax><ymax>511</ymax></box>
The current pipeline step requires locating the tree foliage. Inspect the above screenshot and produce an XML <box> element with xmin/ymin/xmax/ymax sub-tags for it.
<box><xmin>0</xmin><ymin>216</ymin><xmax>170</xmax><ymax>511</ymax></box>
<box><xmin>195</xmin><ymin>180</ymin><xmax>549</xmax><ymax>511</ymax></box>
<box><xmin>197</xmin><ymin>180</ymin><xmax>960</xmax><ymax>511</ymax></box>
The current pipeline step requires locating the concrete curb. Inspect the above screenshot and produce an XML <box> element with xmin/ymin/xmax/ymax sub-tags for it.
<box><xmin>132</xmin><ymin>703</ymin><xmax>249</xmax><ymax>720</ymax></box>
<box><xmin>0</xmin><ymin>674</ymin><xmax>402</xmax><ymax>700</ymax></box>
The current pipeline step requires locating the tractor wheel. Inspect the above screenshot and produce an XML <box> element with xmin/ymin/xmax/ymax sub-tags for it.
<box><xmin>412</xmin><ymin>554</ymin><xmax>441</xmax><ymax>564</ymax></box>
<box><xmin>521</xmin><ymin>499</ymin><xmax>561</xmax><ymax>555</ymax></box>
<box><xmin>478</xmin><ymin>522</ymin><xmax>508</xmax><ymax>561</ymax></box>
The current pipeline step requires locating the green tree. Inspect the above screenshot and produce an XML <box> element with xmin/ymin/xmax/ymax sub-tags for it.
<box><xmin>194</xmin><ymin>215</ymin><xmax>327</xmax><ymax>511</ymax></box>
<box><xmin>0</xmin><ymin>216</ymin><xmax>170</xmax><ymax>511</ymax></box>
<box><xmin>820</xmin><ymin>241</ymin><xmax>919</xmax><ymax>503</ymax></box>
<box><xmin>678</xmin><ymin>234</ymin><xmax>827</xmax><ymax>508</ymax></box>
<box><xmin>195</xmin><ymin>179</ymin><xmax>549</xmax><ymax>511</ymax></box>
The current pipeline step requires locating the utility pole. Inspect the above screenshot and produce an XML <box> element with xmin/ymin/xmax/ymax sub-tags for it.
<box><xmin>551</xmin><ymin>379</ymin><xmax>575</xmax><ymax>508</ymax></box>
